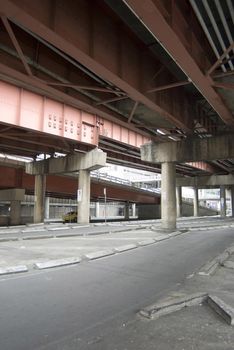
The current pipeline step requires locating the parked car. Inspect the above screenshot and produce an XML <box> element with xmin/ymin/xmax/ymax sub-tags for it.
<box><xmin>62</xmin><ymin>211</ymin><xmax>77</xmax><ymax>223</ymax></box>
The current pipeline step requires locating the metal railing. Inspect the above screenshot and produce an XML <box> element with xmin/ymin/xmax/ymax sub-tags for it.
<box><xmin>91</xmin><ymin>171</ymin><xmax>161</xmax><ymax>194</ymax></box>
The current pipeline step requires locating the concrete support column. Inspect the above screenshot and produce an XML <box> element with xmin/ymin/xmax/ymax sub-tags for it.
<box><xmin>10</xmin><ymin>200</ymin><xmax>21</xmax><ymax>225</ymax></box>
<box><xmin>231</xmin><ymin>186</ymin><xmax>234</xmax><ymax>217</ymax></box>
<box><xmin>161</xmin><ymin>162</ymin><xmax>176</xmax><ymax>231</ymax></box>
<box><xmin>124</xmin><ymin>201</ymin><xmax>130</xmax><ymax>220</ymax></box>
<box><xmin>34</xmin><ymin>174</ymin><xmax>46</xmax><ymax>223</ymax></box>
<box><xmin>176</xmin><ymin>186</ymin><xmax>182</xmax><ymax>218</ymax></box>
<box><xmin>95</xmin><ymin>202</ymin><xmax>100</xmax><ymax>218</ymax></box>
<box><xmin>193</xmin><ymin>187</ymin><xmax>199</xmax><ymax>217</ymax></box>
<box><xmin>220</xmin><ymin>185</ymin><xmax>226</xmax><ymax>217</ymax></box>
<box><xmin>132</xmin><ymin>203</ymin><xmax>136</xmax><ymax>217</ymax></box>
<box><xmin>45</xmin><ymin>197</ymin><xmax>50</xmax><ymax>220</ymax></box>
<box><xmin>77</xmin><ymin>170</ymin><xmax>90</xmax><ymax>224</ymax></box>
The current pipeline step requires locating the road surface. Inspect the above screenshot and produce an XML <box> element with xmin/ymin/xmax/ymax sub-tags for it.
<box><xmin>0</xmin><ymin>228</ymin><xmax>234</xmax><ymax>350</ymax></box>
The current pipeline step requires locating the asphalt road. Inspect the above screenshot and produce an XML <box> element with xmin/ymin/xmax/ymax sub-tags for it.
<box><xmin>1</xmin><ymin>228</ymin><xmax>234</xmax><ymax>350</ymax></box>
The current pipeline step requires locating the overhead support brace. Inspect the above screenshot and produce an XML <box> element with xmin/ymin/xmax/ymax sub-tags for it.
<box><xmin>147</xmin><ymin>80</ymin><xmax>191</xmax><ymax>93</ymax></box>
<box><xmin>0</xmin><ymin>0</ymin><xmax>193</xmax><ymax>132</ymax></box>
<box><xmin>26</xmin><ymin>148</ymin><xmax>107</xmax><ymax>175</ymax></box>
<box><xmin>128</xmin><ymin>101</ymin><xmax>139</xmax><ymax>123</ymax></box>
<box><xmin>206</xmin><ymin>41</ymin><xmax>234</xmax><ymax>76</ymax></box>
<box><xmin>125</xmin><ymin>0</ymin><xmax>234</xmax><ymax>126</ymax></box>
<box><xmin>1</xmin><ymin>15</ymin><xmax>33</xmax><ymax>76</ymax></box>
<box><xmin>213</xmin><ymin>82</ymin><xmax>234</xmax><ymax>91</ymax></box>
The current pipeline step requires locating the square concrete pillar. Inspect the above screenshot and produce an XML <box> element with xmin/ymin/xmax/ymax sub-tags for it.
<box><xmin>95</xmin><ymin>202</ymin><xmax>100</xmax><ymax>218</ymax></box>
<box><xmin>161</xmin><ymin>162</ymin><xmax>176</xmax><ymax>231</ymax></box>
<box><xmin>34</xmin><ymin>174</ymin><xmax>46</xmax><ymax>223</ymax></box>
<box><xmin>193</xmin><ymin>187</ymin><xmax>199</xmax><ymax>217</ymax></box>
<box><xmin>124</xmin><ymin>201</ymin><xmax>130</xmax><ymax>220</ymax></box>
<box><xmin>77</xmin><ymin>170</ymin><xmax>90</xmax><ymax>224</ymax></box>
<box><xmin>45</xmin><ymin>197</ymin><xmax>50</xmax><ymax>220</ymax></box>
<box><xmin>220</xmin><ymin>185</ymin><xmax>226</xmax><ymax>217</ymax></box>
<box><xmin>231</xmin><ymin>186</ymin><xmax>234</xmax><ymax>217</ymax></box>
<box><xmin>10</xmin><ymin>200</ymin><xmax>21</xmax><ymax>226</ymax></box>
<box><xmin>176</xmin><ymin>186</ymin><xmax>182</xmax><ymax>218</ymax></box>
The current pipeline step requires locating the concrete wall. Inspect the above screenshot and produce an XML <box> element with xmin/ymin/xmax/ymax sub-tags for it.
<box><xmin>137</xmin><ymin>202</ymin><xmax>218</xmax><ymax>220</ymax></box>
<box><xmin>137</xmin><ymin>204</ymin><xmax>161</xmax><ymax>220</ymax></box>
<box><xmin>181</xmin><ymin>201</ymin><xmax>218</xmax><ymax>217</ymax></box>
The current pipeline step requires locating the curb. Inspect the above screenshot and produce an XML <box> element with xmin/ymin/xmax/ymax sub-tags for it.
<box><xmin>55</xmin><ymin>233</ymin><xmax>83</xmax><ymax>238</ymax></box>
<box><xmin>0</xmin><ymin>229</ymin><xmax>185</xmax><ymax>275</ymax></box>
<box><xmin>222</xmin><ymin>260</ymin><xmax>234</xmax><ymax>269</ymax></box>
<box><xmin>0</xmin><ymin>228</ymin><xmax>133</xmax><ymax>243</ymax></box>
<box><xmin>139</xmin><ymin>292</ymin><xmax>207</xmax><ymax>319</ymax></box>
<box><xmin>198</xmin><ymin>249</ymin><xmax>230</xmax><ymax>276</ymax></box>
<box><xmin>188</xmin><ymin>224</ymin><xmax>233</xmax><ymax>232</ymax></box>
<box><xmin>85</xmin><ymin>249</ymin><xmax>115</xmax><ymax>260</ymax></box>
<box><xmin>34</xmin><ymin>257</ymin><xmax>81</xmax><ymax>270</ymax></box>
<box><xmin>21</xmin><ymin>228</ymin><xmax>46</xmax><ymax>233</ymax></box>
<box><xmin>0</xmin><ymin>230</ymin><xmax>20</xmax><ymax>235</ymax></box>
<box><xmin>138</xmin><ymin>238</ymin><xmax>156</xmax><ymax>246</ymax></box>
<box><xmin>226</xmin><ymin>245</ymin><xmax>234</xmax><ymax>255</ymax></box>
<box><xmin>207</xmin><ymin>295</ymin><xmax>234</xmax><ymax>326</ymax></box>
<box><xmin>114</xmin><ymin>244</ymin><xmax>138</xmax><ymax>253</ymax></box>
<box><xmin>139</xmin><ymin>292</ymin><xmax>234</xmax><ymax>326</ymax></box>
<box><xmin>22</xmin><ymin>234</ymin><xmax>54</xmax><ymax>240</ymax></box>
<box><xmin>0</xmin><ymin>265</ymin><xmax>28</xmax><ymax>275</ymax></box>
<box><xmin>47</xmin><ymin>226</ymin><xmax>70</xmax><ymax>231</ymax></box>
<box><xmin>0</xmin><ymin>237</ymin><xmax>18</xmax><ymax>242</ymax></box>
<box><xmin>198</xmin><ymin>258</ymin><xmax>219</xmax><ymax>276</ymax></box>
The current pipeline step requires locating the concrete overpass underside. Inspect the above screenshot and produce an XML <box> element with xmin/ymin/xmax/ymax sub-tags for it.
<box><xmin>0</xmin><ymin>165</ymin><xmax>160</xmax><ymax>204</ymax></box>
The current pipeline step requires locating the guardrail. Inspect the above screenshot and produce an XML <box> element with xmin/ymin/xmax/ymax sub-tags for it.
<box><xmin>91</xmin><ymin>171</ymin><xmax>161</xmax><ymax>194</ymax></box>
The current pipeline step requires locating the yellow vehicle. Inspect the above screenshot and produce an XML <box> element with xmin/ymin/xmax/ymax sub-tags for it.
<box><xmin>62</xmin><ymin>211</ymin><xmax>77</xmax><ymax>223</ymax></box>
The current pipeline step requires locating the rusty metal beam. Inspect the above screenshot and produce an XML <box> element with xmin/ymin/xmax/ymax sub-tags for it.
<box><xmin>212</xmin><ymin>70</ymin><xmax>234</xmax><ymax>79</ymax></box>
<box><xmin>213</xmin><ymin>82</ymin><xmax>234</xmax><ymax>91</ymax></box>
<box><xmin>0</xmin><ymin>0</ymin><xmax>193</xmax><ymax>132</ymax></box>
<box><xmin>1</xmin><ymin>15</ymin><xmax>33</xmax><ymax>77</ymax></box>
<box><xmin>147</xmin><ymin>80</ymin><xmax>191</xmax><ymax>93</ymax></box>
<box><xmin>96</xmin><ymin>95</ymin><xmax>128</xmax><ymax>106</ymax></box>
<box><xmin>128</xmin><ymin>101</ymin><xmax>138</xmax><ymax>123</ymax></box>
<box><xmin>125</xmin><ymin>0</ymin><xmax>234</xmax><ymax>126</ymax></box>
<box><xmin>45</xmin><ymin>82</ymin><xmax>125</xmax><ymax>94</ymax></box>
<box><xmin>207</xmin><ymin>41</ymin><xmax>234</xmax><ymax>76</ymax></box>
<box><xmin>149</xmin><ymin>65</ymin><xmax>165</xmax><ymax>84</ymax></box>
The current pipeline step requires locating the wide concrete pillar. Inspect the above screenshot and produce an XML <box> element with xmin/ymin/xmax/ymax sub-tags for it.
<box><xmin>45</xmin><ymin>197</ymin><xmax>50</xmax><ymax>220</ymax></box>
<box><xmin>176</xmin><ymin>186</ymin><xmax>182</xmax><ymax>218</ymax></box>
<box><xmin>220</xmin><ymin>185</ymin><xmax>226</xmax><ymax>217</ymax></box>
<box><xmin>161</xmin><ymin>162</ymin><xmax>176</xmax><ymax>231</ymax></box>
<box><xmin>34</xmin><ymin>174</ymin><xmax>46</xmax><ymax>223</ymax></box>
<box><xmin>193</xmin><ymin>187</ymin><xmax>199</xmax><ymax>217</ymax></box>
<box><xmin>77</xmin><ymin>170</ymin><xmax>90</xmax><ymax>224</ymax></box>
<box><xmin>10</xmin><ymin>200</ymin><xmax>21</xmax><ymax>225</ymax></box>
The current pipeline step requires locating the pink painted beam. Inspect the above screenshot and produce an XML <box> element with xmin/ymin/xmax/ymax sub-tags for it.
<box><xmin>0</xmin><ymin>81</ymin><xmax>150</xmax><ymax>149</ymax></box>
